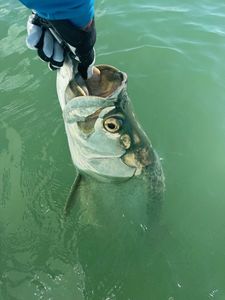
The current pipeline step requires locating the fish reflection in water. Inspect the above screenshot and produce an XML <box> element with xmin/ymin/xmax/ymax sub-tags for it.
<box><xmin>57</xmin><ymin>58</ymin><xmax>165</xmax><ymax>298</ymax></box>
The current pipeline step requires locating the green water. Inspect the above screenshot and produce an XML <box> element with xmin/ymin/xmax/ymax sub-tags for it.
<box><xmin>1</xmin><ymin>0</ymin><xmax>225</xmax><ymax>299</ymax></box>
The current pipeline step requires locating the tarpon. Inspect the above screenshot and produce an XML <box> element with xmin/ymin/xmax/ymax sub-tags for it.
<box><xmin>56</xmin><ymin>58</ymin><xmax>164</xmax><ymax>210</ymax></box>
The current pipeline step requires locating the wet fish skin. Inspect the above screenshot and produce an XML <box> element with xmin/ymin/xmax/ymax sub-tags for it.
<box><xmin>57</xmin><ymin>58</ymin><xmax>165</xmax><ymax>201</ymax></box>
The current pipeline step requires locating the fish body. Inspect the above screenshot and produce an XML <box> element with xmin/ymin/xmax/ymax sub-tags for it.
<box><xmin>56</xmin><ymin>59</ymin><xmax>165</xmax><ymax>297</ymax></box>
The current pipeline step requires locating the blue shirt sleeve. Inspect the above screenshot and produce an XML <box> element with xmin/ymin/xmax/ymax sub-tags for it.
<box><xmin>19</xmin><ymin>0</ymin><xmax>95</xmax><ymax>28</ymax></box>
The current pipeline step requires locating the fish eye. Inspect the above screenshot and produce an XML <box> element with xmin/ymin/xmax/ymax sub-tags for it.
<box><xmin>103</xmin><ymin>117</ymin><xmax>122</xmax><ymax>133</ymax></box>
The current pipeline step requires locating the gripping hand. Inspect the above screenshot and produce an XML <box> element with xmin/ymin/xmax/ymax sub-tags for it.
<box><xmin>26</xmin><ymin>13</ymin><xmax>65</xmax><ymax>70</ymax></box>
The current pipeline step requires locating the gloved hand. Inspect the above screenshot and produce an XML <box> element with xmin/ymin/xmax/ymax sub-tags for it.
<box><xmin>26</xmin><ymin>13</ymin><xmax>65</xmax><ymax>70</ymax></box>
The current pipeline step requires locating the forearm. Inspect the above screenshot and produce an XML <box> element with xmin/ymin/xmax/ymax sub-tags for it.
<box><xmin>21</xmin><ymin>0</ymin><xmax>97</xmax><ymax>79</ymax></box>
<box><xmin>19</xmin><ymin>0</ymin><xmax>95</xmax><ymax>28</ymax></box>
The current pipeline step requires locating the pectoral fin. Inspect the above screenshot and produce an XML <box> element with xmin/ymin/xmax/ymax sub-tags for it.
<box><xmin>63</xmin><ymin>173</ymin><xmax>82</xmax><ymax>216</ymax></box>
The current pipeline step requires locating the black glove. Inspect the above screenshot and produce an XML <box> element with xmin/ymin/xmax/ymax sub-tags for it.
<box><xmin>40</xmin><ymin>18</ymin><xmax>97</xmax><ymax>80</ymax></box>
<box><xmin>26</xmin><ymin>14</ymin><xmax>65</xmax><ymax>70</ymax></box>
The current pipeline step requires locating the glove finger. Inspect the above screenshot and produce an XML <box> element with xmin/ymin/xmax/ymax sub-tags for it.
<box><xmin>50</xmin><ymin>41</ymin><xmax>65</xmax><ymax>68</ymax></box>
<box><xmin>48</xmin><ymin>62</ymin><xmax>58</xmax><ymax>71</ymax></box>
<box><xmin>77</xmin><ymin>48</ymin><xmax>96</xmax><ymax>80</ymax></box>
<box><xmin>37</xmin><ymin>29</ymin><xmax>54</xmax><ymax>62</ymax></box>
<box><xmin>48</xmin><ymin>58</ymin><xmax>64</xmax><ymax>71</ymax></box>
<box><xmin>42</xmin><ymin>30</ymin><xmax>54</xmax><ymax>59</ymax></box>
<box><xmin>26</xmin><ymin>22</ymin><xmax>42</xmax><ymax>49</ymax></box>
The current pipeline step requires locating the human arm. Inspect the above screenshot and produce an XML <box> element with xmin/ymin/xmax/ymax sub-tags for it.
<box><xmin>23</xmin><ymin>0</ymin><xmax>98</xmax><ymax>80</ymax></box>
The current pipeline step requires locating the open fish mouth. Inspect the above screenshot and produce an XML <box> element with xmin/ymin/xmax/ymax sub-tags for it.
<box><xmin>62</xmin><ymin>64</ymin><xmax>129</xmax><ymax>126</ymax></box>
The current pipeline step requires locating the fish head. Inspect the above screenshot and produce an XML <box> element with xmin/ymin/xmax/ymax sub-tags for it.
<box><xmin>63</xmin><ymin>89</ymin><xmax>154</xmax><ymax>181</ymax></box>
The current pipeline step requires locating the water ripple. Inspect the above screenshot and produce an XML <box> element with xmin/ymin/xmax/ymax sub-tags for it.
<box><xmin>0</xmin><ymin>70</ymin><xmax>33</xmax><ymax>91</ymax></box>
<box><xmin>132</xmin><ymin>3</ymin><xmax>191</xmax><ymax>13</ymax></box>
<box><xmin>0</xmin><ymin>57</ymin><xmax>40</xmax><ymax>92</ymax></box>
<box><xmin>0</xmin><ymin>3</ymin><xmax>12</xmax><ymax>18</ymax></box>
<box><xmin>184</xmin><ymin>21</ymin><xmax>225</xmax><ymax>37</ymax></box>
<box><xmin>0</xmin><ymin>24</ymin><xmax>26</xmax><ymax>57</ymax></box>
<box><xmin>98</xmin><ymin>44</ymin><xmax>183</xmax><ymax>58</ymax></box>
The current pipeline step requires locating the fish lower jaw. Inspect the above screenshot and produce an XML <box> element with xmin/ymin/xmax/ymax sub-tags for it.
<box><xmin>71</xmin><ymin>155</ymin><xmax>137</xmax><ymax>182</ymax></box>
<box><xmin>79</xmin><ymin>168</ymin><xmax>135</xmax><ymax>183</ymax></box>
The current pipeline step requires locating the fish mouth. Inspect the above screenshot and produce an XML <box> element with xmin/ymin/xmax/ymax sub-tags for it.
<box><xmin>62</xmin><ymin>63</ymin><xmax>128</xmax><ymax>125</ymax></box>
<box><xmin>89</xmin><ymin>64</ymin><xmax>126</xmax><ymax>98</ymax></box>
<box><xmin>67</xmin><ymin>64</ymin><xmax>127</xmax><ymax>99</ymax></box>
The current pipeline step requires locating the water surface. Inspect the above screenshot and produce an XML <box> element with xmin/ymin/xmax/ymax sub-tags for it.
<box><xmin>1</xmin><ymin>0</ymin><xmax>225</xmax><ymax>299</ymax></box>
